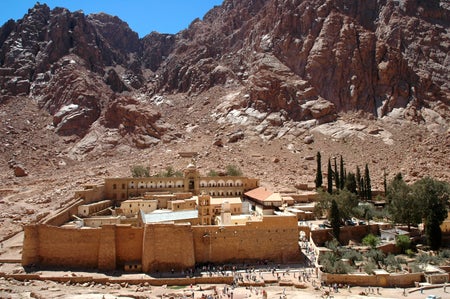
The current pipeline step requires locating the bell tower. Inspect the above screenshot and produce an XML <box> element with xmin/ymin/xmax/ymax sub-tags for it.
<box><xmin>198</xmin><ymin>194</ymin><xmax>212</xmax><ymax>225</ymax></box>
<box><xmin>183</xmin><ymin>160</ymin><xmax>200</xmax><ymax>194</ymax></box>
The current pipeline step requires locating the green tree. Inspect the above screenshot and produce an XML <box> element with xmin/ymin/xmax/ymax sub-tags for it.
<box><xmin>330</xmin><ymin>199</ymin><xmax>341</xmax><ymax>241</ymax></box>
<box><xmin>334</xmin><ymin>157</ymin><xmax>339</xmax><ymax>190</ymax></box>
<box><xmin>315</xmin><ymin>152</ymin><xmax>323</xmax><ymax>189</ymax></box>
<box><xmin>384</xmin><ymin>254</ymin><xmax>402</xmax><ymax>272</ymax></box>
<box><xmin>345</xmin><ymin>172</ymin><xmax>357</xmax><ymax>193</ymax></box>
<box><xmin>131</xmin><ymin>165</ymin><xmax>149</xmax><ymax>177</ymax></box>
<box><xmin>362</xmin><ymin>233</ymin><xmax>380</xmax><ymax>248</ymax></box>
<box><xmin>319</xmin><ymin>252</ymin><xmax>353</xmax><ymax>274</ymax></box>
<box><xmin>396</xmin><ymin>235</ymin><xmax>411</xmax><ymax>254</ymax></box>
<box><xmin>339</xmin><ymin>156</ymin><xmax>345</xmax><ymax>189</ymax></box>
<box><xmin>356</xmin><ymin>202</ymin><xmax>375</xmax><ymax>226</ymax></box>
<box><xmin>386</xmin><ymin>173</ymin><xmax>421</xmax><ymax>230</ymax></box>
<box><xmin>327</xmin><ymin>158</ymin><xmax>333</xmax><ymax>194</ymax></box>
<box><xmin>316</xmin><ymin>189</ymin><xmax>359</xmax><ymax>222</ymax></box>
<box><xmin>334</xmin><ymin>189</ymin><xmax>359</xmax><ymax>221</ymax></box>
<box><xmin>412</xmin><ymin>177</ymin><xmax>449</xmax><ymax>250</ymax></box>
<box><xmin>366</xmin><ymin>248</ymin><xmax>385</xmax><ymax>264</ymax></box>
<box><xmin>226</xmin><ymin>165</ymin><xmax>243</xmax><ymax>176</ymax></box>
<box><xmin>314</xmin><ymin>189</ymin><xmax>332</xmax><ymax>218</ymax></box>
<box><xmin>155</xmin><ymin>166</ymin><xmax>183</xmax><ymax>177</ymax></box>
<box><xmin>364</xmin><ymin>164</ymin><xmax>372</xmax><ymax>200</ymax></box>
<box><xmin>356</xmin><ymin>166</ymin><xmax>362</xmax><ymax>195</ymax></box>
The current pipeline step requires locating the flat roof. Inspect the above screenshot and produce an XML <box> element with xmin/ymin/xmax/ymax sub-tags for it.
<box><xmin>210</xmin><ymin>197</ymin><xmax>242</xmax><ymax>205</ymax></box>
<box><xmin>141</xmin><ymin>209</ymin><xmax>198</xmax><ymax>224</ymax></box>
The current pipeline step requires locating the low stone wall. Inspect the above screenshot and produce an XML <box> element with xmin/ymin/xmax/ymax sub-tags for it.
<box><xmin>321</xmin><ymin>271</ymin><xmax>423</xmax><ymax>287</ymax></box>
<box><xmin>311</xmin><ymin>224</ymin><xmax>382</xmax><ymax>246</ymax></box>
<box><xmin>44</xmin><ymin>198</ymin><xmax>84</xmax><ymax>226</ymax></box>
<box><xmin>0</xmin><ymin>272</ymin><xmax>233</xmax><ymax>286</ymax></box>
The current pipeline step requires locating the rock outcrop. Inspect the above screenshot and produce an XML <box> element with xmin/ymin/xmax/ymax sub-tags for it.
<box><xmin>0</xmin><ymin>0</ymin><xmax>448</xmax><ymax>147</ymax></box>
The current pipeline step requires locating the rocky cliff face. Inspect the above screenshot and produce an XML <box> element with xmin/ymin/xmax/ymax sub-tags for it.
<box><xmin>0</xmin><ymin>0</ymin><xmax>449</xmax><ymax>144</ymax></box>
<box><xmin>155</xmin><ymin>0</ymin><xmax>449</xmax><ymax>121</ymax></box>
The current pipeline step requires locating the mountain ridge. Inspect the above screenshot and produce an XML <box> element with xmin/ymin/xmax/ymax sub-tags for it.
<box><xmin>0</xmin><ymin>0</ymin><xmax>449</xmax><ymax>243</ymax></box>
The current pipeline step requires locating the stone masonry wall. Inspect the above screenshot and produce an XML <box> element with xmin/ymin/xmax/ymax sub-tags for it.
<box><xmin>193</xmin><ymin>215</ymin><xmax>301</xmax><ymax>265</ymax></box>
<box><xmin>311</xmin><ymin>224</ymin><xmax>384</xmax><ymax>246</ymax></box>
<box><xmin>142</xmin><ymin>223</ymin><xmax>195</xmax><ymax>273</ymax></box>
<box><xmin>115</xmin><ymin>225</ymin><xmax>144</xmax><ymax>269</ymax></box>
<box><xmin>23</xmin><ymin>216</ymin><xmax>302</xmax><ymax>272</ymax></box>
<box><xmin>37</xmin><ymin>225</ymin><xmax>102</xmax><ymax>269</ymax></box>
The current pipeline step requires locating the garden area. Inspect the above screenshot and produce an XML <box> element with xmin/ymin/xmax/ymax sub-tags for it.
<box><xmin>319</xmin><ymin>237</ymin><xmax>450</xmax><ymax>275</ymax></box>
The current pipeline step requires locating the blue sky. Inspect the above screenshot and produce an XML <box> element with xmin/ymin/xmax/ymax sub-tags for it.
<box><xmin>0</xmin><ymin>1</ymin><xmax>224</xmax><ymax>37</ymax></box>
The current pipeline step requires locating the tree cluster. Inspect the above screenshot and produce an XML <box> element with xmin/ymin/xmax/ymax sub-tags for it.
<box><xmin>386</xmin><ymin>175</ymin><xmax>449</xmax><ymax>250</ymax></box>
<box><xmin>315</xmin><ymin>152</ymin><xmax>371</xmax><ymax>199</ymax></box>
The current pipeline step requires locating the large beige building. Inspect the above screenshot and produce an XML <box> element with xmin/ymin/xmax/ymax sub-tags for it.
<box><xmin>105</xmin><ymin>164</ymin><xmax>259</xmax><ymax>202</ymax></box>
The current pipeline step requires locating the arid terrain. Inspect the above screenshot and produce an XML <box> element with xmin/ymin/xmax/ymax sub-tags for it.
<box><xmin>0</xmin><ymin>0</ymin><xmax>449</xmax><ymax>297</ymax></box>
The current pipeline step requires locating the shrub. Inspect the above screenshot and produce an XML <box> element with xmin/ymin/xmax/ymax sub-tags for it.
<box><xmin>155</xmin><ymin>166</ymin><xmax>183</xmax><ymax>177</ymax></box>
<box><xmin>363</xmin><ymin>261</ymin><xmax>377</xmax><ymax>274</ymax></box>
<box><xmin>342</xmin><ymin>249</ymin><xmax>363</xmax><ymax>263</ymax></box>
<box><xmin>226</xmin><ymin>165</ymin><xmax>243</xmax><ymax>176</ymax></box>
<box><xmin>319</xmin><ymin>252</ymin><xmax>354</xmax><ymax>274</ymax></box>
<box><xmin>362</xmin><ymin>234</ymin><xmax>380</xmax><ymax>248</ymax></box>
<box><xmin>438</xmin><ymin>249</ymin><xmax>450</xmax><ymax>260</ymax></box>
<box><xmin>207</xmin><ymin>169</ymin><xmax>218</xmax><ymax>177</ymax></box>
<box><xmin>396</xmin><ymin>235</ymin><xmax>411</xmax><ymax>253</ymax></box>
<box><xmin>366</xmin><ymin>249</ymin><xmax>385</xmax><ymax>264</ymax></box>
<box><xmin>384</xmin><ymin>254</ymin><xmax>401</xmax><ymax>272</ymax></box>
<box><xmin>405</xmin><ymin>249</ymin><xmax>415</xmax><ymax>258</ymax></box>
<box><xmin>131</xmin><ymin>165</ymin><xmax>149</xmax><ymax>177</ymax></box>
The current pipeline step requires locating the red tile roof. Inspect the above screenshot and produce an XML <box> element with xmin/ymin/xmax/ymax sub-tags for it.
<box><xmin>244</xmin><ymin>187</ymin><xmax>282</xmax><ymax>203</ymax></box>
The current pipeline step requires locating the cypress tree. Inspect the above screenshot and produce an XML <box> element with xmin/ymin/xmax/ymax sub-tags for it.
<box><xmin>339</xmin><ymin>156</ymin><xmax>345</xmax><ymax>189</ymax></box>
<box><xmin>356</xmin><ymin>166</ymin><xmax>362</xmax><ymax>195</ymax></box>
<box><xmin>345</xmin><ymin>172</ymin><xmax>357</xmax><ymax>193</ymax></box>
<box><xmin>365</xmin><ymin>164</ymin><xmax>372</xmax><ymax>200</ymax></box>
<box><xmin>334</xmin><ymin>157</ymin><xmax>339</xmax><ymax>190</ymax></box>
<box><xmin>330</xmin><ymin>199</ymin><xmax>340</xmax><ymax>241</ymax></box>
<box><xmin>315</xmin><ymin>151</ymin><xmax>323</xmax><ymax>189</ymax></box>
<box><xmin>327</xmin><ymin>158</ymin><xmax>333</xmax><ymax>194</ymax></box>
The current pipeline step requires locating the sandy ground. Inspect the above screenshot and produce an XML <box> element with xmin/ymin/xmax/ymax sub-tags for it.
<box><xmin>0</xmin><ymin>275</ymin><xmax>448</xmax><ymax>299</ymax></box>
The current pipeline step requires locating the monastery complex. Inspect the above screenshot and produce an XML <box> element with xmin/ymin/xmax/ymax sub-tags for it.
<box><xmin>20</xmin><ymin>160</ymin><xmax>450</xmax><ymax>289</ymax></box>
<box><xmin>22</xmin><ymin>163</ymin><xmax>304</xmax><ymax>273</ymax></box>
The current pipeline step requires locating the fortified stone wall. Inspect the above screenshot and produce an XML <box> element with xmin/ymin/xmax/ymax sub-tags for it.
<box><xmin>22</xmin><ymin>224</ymin><xmax>145</xmax><ymax>271</ymax></box>
<box><xmin>192</xmin><ymin>215</ymin><xmax>301</xmax><ymax>265</ymax></box>
<box><xmin>37</xmin><ymin>225</ymin><xmax>102</xmax><ymax>269</ymax></box>
<box><xmin>115</xmin><ymin>225</ymin><xmax>143</xmax><ymax>269</ymax></box>
<box><xmin>23</xmin><ymin>216</ymin><xmax>301</xmax><ymax>272</ymax></box>
<box><xmin>142</xmin><ymin>223</ymin><xmax>195</xmax><ymax>272</ymax></box>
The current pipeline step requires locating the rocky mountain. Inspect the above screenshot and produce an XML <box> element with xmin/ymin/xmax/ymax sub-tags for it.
<box><xmin>0</xmin><ymin>0</ymin><xmax>449</xmax><ymax>242</ymax></box>
<box><xmin>1</xmin><ymin>0</ymin><xmax>449</xmax><ymax>137</ymax></box>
